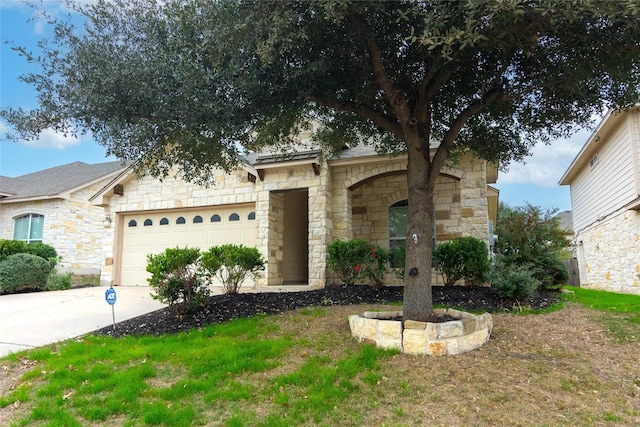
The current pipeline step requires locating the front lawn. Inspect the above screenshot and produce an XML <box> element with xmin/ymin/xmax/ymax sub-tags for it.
<box><xmin>1</xmin><ymin>288</ymin><xmax>639</xmax><ymax>426</ymax></box>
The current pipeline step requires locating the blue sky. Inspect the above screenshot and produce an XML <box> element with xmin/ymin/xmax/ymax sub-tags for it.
<box><xmin>1</xmin><ymin>1</ymin><xmax>596</xmax><ymax>213</ymax></box>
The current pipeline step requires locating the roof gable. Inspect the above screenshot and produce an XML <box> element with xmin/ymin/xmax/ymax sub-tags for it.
<box><xmin>0</xmin><ymin>161</ymin><xmax>126</xmax><ymax>201</ymax></box>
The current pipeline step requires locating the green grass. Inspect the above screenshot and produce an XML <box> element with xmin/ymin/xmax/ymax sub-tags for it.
<box><xmin>3</xmin><ymin>287</ymin><xmax>640</xmax><ymax>426</ymax></box>
<box><xmin>565</xmin><ymin>286</ymin><xmax>640</xmax><ymax>343</ymax></box>
<box><xmin>2</xmin><ymin>314</ymin><xmax>393</xmax><ymax>426</ymax></box>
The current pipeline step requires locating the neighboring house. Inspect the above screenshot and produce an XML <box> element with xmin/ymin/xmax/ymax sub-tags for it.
<box><xmin>0</xmin><ymin>161</ymin><xmax>127</xmax><ymax>275</ymax></box>
<box><xmin>560</xmin><ymin>107</ymin><xmax>640</xmax><ymax>295</ymax></box>
<box><xmin>91</xmin><ymin>134</ymin><xmax>499</xmax><ymax>288</ymax></box>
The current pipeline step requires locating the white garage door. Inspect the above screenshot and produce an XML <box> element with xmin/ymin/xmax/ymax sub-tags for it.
<box><xmin>120</xmin><ymin>205</ymin><xmax>257</xmax><ymax>286</ymax></box>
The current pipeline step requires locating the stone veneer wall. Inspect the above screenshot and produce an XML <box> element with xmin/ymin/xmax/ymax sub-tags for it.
<box><xmin>102</xmin><ymin>163</ymin><xmax>331</xmax><ymax>288</ymax></box>
<box><xmin>101</xmin><ymin>153</ymin><xmax>491</xmax><ymax>288</ymax></box>
<box><xmin>0</xmin><ymin>178</ymin><xmax>114</xmax><ymax>274</ymax></box>
<box><xmin>255</xmin><ymin>163</ymin><xmax>331</xmax><ymax>288</ymax></box>
<box><xmin>329</xmin><ymin>154</ymin><xmax>491</xmax><ymax>285</ymax></box>
<box><xmin>577</xmin><ymin>209</ymin><xmax>640</xmax><ymax>295</ymax></box>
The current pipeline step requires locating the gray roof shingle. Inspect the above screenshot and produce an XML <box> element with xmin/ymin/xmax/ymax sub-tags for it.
<box><xmin>0</xmin><ymin>161</ymin><xmax>125</xmax><ymax>200</ymax></box>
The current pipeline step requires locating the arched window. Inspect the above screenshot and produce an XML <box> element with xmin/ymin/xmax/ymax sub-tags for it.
<box><xmin>229</xmin><ymin>213</ymin><xmax>240</xmax><ymax>221</ymax></box>
<box><xmin>176</xmin><ymin>217</ymin><xmax>186</xmax><ymax>224</ymax></box>
<box><xmin>193</xmin><ymin>215</ymin><xmax>203</xmax><ymax>223</ymax></box>
<box><xmin>159</xmin><ymin>218</ymin><xmax>169</xmax><ymax>225</ymax></box>
<box><xmin>128</xmin><ymin>220</ymin><xmax>137</xmax><ymax>227</ymax></box>
<box><xmin>143</xmin><ymin>219</ymin><xmax>153</xmax><ymax>226</ymax></box>
<box><xmin>13</xmin><ymin>213</ymin><xmax>44</xmax><ymax>243</ymax></box>
<box><xmin>211</xmin><ymin>214</ymin><xmax>221</xmax><ymax>222</ymax></box>
<box><xmin>248</xmin><ymin>212</ymin><xmax>256</xmax><ymax>220</ymax></box>
<box><xmin>388</xmin><ymin>199</ymin><xmax>408</xmax><ymax>249</ymax></box>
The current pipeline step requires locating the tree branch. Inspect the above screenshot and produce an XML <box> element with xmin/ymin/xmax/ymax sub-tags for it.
<box><xmin>347</xmin><ymin>9</ymin><xmax>412</xmax><ymax>128</ymax></box>
<box><xmin>308</xmin><ymin>95</ymin><xmax>404</xmax><ymax>141</ymax></box>
<box><xmin>430</xmin><ymin>87</ymin><xmax>504</xmax><ymax>183</ymax></box>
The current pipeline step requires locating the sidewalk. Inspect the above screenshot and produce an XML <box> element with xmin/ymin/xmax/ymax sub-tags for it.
<box><xmin>0</xmin><ymin>286</ymin><xmax>166</xmax><ymax>358</ymax></box>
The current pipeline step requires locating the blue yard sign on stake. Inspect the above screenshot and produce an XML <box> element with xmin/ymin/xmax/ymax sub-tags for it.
<box><xmin>105</xmin><ymin>286</ymin><xmax>116</xmax><ymax>330</ymax></box>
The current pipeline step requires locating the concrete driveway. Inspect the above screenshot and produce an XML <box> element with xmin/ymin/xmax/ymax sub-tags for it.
<box><xmin>0</xmin><ymin>286</ymin><xmax>166</xmax><ymax>358</ymax></box>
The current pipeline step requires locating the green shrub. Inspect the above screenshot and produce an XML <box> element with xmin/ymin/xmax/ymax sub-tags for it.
<box><xmin>25</xmin><ymin>242</ymin><xmax>58</xmax><ymax>267</ymax></box>
<box><xmin>363</xmin><ymin>245</ymin><xmax>390</xmax><ymax>288</ymax></box>
<box><xmin>327</xmin><ymin>239</ymin><xmax>371</xmax><ymax>285</ymax></box>
<box><xmin>491</xmin><ymin>260</ymin><xmax>541</xmax><ymax>303</ymax></box>
<box><xmin>201</xmin><ymin>244</ymin><xmax>266</xmax><ymax>294</ymax></box>
<box><xmin>533</xmin><ymin>253</ymin><xmax>569</xmax><ymax>290</ymax></box>
<box><xmin>0</xmin><ymin>253</ymin><xmax>52</xmax><ymax>294</ymax></box>
<box><xmin>46</xmin><ymin>270</ymin><xmax>73</xmax><ymax>291</ymax></box>
<box><xmin>0</xmin><ymin>240</ymin><xmax>58</xmax><ymax>266</ymax></box>
<box><xmin>433</xmin><ymin>236</ymin><xmax>490</xmax><ymax>286</ymax></box>
<box><xmin>146</xmin><ymin>247</ymin><xmax>209</xmax><ymax>314</ymax></box>
<box><xmin>0</xmin><ymin>239</ymin><xmax>28</xmax><ymax>261</ymax></box>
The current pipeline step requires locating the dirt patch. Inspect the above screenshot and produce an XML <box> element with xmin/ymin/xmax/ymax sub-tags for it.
<box><xmin>0</xmin><ymin>356</ymin><xmax>38</xmax><ymax>425</ymax></box>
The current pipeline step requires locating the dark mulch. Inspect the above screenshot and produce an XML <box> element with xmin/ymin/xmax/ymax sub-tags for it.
<box><xmin>95</xmin><ymin>285</ymin><xmax>561</xmax><ymax>338</ymax></box>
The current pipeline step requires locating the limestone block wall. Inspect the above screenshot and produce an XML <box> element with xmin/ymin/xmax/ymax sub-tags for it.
<box><xmin>0</xmin><ymin>178</ymin><xmax>114</xmax><ymax>274</ymax></box>
<box><xmin>577</xmin><ymin>209</ymin><xmax>640</xmax><ymax>295</ymax></box>
<box><xmin>254</xmin><ymin>163</ymin><xmax>330</xmax><ymax>288</ymax></box>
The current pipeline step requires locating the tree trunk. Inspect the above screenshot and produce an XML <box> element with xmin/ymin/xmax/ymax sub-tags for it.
<box><xmin>402</xmin><ymin>141</ymin><xmax>436</xmax><ymax>322</ymax></box>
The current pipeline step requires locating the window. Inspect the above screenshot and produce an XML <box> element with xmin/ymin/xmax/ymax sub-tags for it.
<box><xmin>211</xmin><ymin>214</ymin><xmax>221</xmax><ymax>222</ymax></box>
<box><xmin>13</xmin><ymin>214</ymin><xmax>44</xmax><ymax>243</ymax></box>
<box><xmin>229</xmin><ymin>213</ymin><xmax>240</xmax><ymax>221</ymax></box>
<box><xmin>388</xmin><ymin>200</ymin><xmax>408</xmax><ymax>249</ymax></box>
<box><xmin>128</xmin><ymin>220</ymin><xmax>137</xmax><ymax>227</ymax></box>
<box><xmin>193</xmin><ymin>215</ymin><xmax>203</xmax><ymax>223</ymax></box>
<box><xmin>388</xmin><ymin>199</ymin><xmax>437</xmax><ymax>251</ymax></box>
<box><xmin>159</xmin><ymin>218</ymin><xmax>169</xmax><ymax>225</ymax></box>
<box><xmin>143</xmin><ymin>219</ymin><xmax>153</xmax><ymax>226</ymax></box>
<box><xmin>176</xmin><ymin>217</ymin><xmax>186</xmax><ymax>224</ymax></box>
<box><xmin>248</xmin><ymin>212</ymin><xmax>256</xmax><ymax>220</ymax></box>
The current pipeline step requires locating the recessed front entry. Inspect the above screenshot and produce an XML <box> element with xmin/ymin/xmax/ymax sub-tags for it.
<box><xmin>282</xmin><ymin>190</ymin><xmax>309</xmax><ymax>285</ymax></box>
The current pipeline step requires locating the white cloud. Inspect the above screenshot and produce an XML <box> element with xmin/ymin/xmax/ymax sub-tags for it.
<box><xmin>500</xmin><ymin>127</ymin><xmax>593</xmax><ymax>187</ymax></box>
<box><xmin>20</xmin><ymin>128</ymin><xmax>84</xmax><ymax>150</ymax></box>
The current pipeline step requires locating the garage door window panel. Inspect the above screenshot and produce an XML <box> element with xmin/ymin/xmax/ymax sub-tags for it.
<box><xmin>144</xmin><ymin>219</ymin><xmax>153</xmax><ymax>226</ymax></box>
<box><xmin>229</xmin><ymin>213</ymin><xmax>240</xmax><ymax>221</ymax></box>
<box><xmin>211</xmin><ymin>214</ymin><xmax>221</xmax><ymax>222</ymax></box>
<box><xmin>176</xmin><ymin>217</ymin><xmax>186</xmax><ymax>224</ymax></box>
<box><xmin>193</xmin><ymin>215</ymin><xmax>203</xmax><ymax>223</ymax></box>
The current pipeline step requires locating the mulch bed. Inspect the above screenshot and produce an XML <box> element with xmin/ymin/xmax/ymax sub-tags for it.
<box><xmin>95</xmin><ymin>285</ymin><xmax>561</xmax><ymax>338</ymax></box>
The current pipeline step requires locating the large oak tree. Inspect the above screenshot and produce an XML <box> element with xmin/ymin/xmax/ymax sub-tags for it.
<box><xmin>3</xmin><ymin>0</ymin><xmax>639</xmax><ymax>321</ymax></box>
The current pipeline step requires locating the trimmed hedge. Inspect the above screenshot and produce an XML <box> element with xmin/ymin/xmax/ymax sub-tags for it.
<box><xmin>0</xmin><ymin>253</ymin><xmax>52</xmax><ymax>294</ymax></box>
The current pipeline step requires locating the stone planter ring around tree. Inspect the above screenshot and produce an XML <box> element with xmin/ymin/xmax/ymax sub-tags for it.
<box><xmin>348</xmin><ymin>309</ymin><xmax>493</xmax><ymax>356</ymax></box>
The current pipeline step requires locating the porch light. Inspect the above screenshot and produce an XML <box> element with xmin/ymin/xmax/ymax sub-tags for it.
<box><xmin>104</xmin><ymin>214</ymin><xmax>112</xmax><ymax>228</ymax></box>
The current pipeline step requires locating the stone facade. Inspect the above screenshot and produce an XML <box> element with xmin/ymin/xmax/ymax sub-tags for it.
<box><xmin>97</xmin><ymin>150</ymin><xmax>494</xmax><ymax>289</ymax></box>
<box><xmin>0</xmin><ymin>178</ymin><xmax>115</xmax><ymax>274</ymax></box>
<box><xmin>576</xmin><ymin>209</ymin><xmax>640</xmax><ymax>295</ymax></box>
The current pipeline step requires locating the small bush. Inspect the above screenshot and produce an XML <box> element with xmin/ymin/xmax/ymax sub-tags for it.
<box><xmin>146</xmin><ymin>247</ymin><xmax>209</xmax><ymax>314</ymax></box>
<box><xmin>0</xmin><ymin>239</ymin><xmax>28</xmax><ymax>261</ymax></box>
<box><xmin>46</xmin><ymin>270</ymin><xmax>73</xmax><ymax>291</ymax></box>
<box><xmin>25</xmin><ymin>242</ymin><xmax>58</xmax><ymax>267</ymax></box>
<box><xmin>0</xmin><ymin>253</ymin><xmax>52</xmax><ymax>294</ymax></box>
<box><xmin>0</xmin><ymin>240</ymin><xmax>58</xmax><ymax>266</ymax></box>
<box><xmin>433</xmin><ymin>236</ymin><xmax>490</xmax><ymax>286</ymax></box>
<box><xmin>327</xmin><ymin>239</ymin><xmax>371</xmax><ymax>285</ymax></box>
<box><xmin>201</xmin><ymin>244</ymin><xmax>266</xmax><ymax>294</ymax></box>
<box><xmin>534</xmin><ymin>253</ymin><xmax>569</xmax><ymax>290</ymax></box>
<box><xmin>363</xmin><ymin>245</ymin><xmax>390</xmax><ymax>288</ymax></box>
<box><xmin>491</xmin><ymin>261</ymin><xmax>541</xmax><ymax>303</ymax></box>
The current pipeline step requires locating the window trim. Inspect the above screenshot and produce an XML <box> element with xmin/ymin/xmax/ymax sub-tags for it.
<box><xmin>13</xmin><ymin>213</ymin><xmax>44</xmax><ymax>243</ymax></box>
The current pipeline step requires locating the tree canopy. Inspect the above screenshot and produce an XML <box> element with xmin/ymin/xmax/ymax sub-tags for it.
<box><xmin>3</xmin><ymin>0</ymin><xmax>639</xmax><ymax>320</ymax></box>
